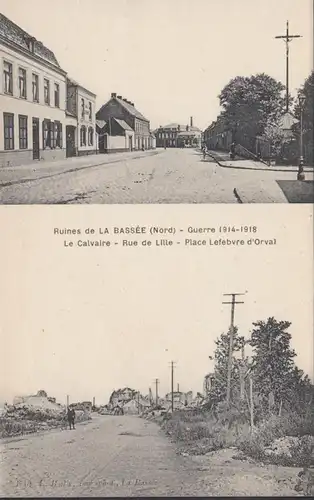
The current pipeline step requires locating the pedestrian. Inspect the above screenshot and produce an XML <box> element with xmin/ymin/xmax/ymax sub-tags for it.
<box><xmin>230</xmin><ymin>142</ymin><xmax>236</xmax><ymax>160</ymax></box>
<box><xmin>67</xmin><ymin>406</ymin><xmax>75</xmax><ymax>430</ymax></box>
<box><xmin>203</xmin><ymin>144</ymin><xmax>207</xmax><ymax>160</ymax></box>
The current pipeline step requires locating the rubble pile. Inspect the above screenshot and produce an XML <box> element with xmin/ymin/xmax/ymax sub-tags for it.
<box><xmin>0</xmin><ymin>394</ymin><xmax>92</xmax><ymax>438</ymax></box>
<box><xmin>263</xmin><ymin>435</ymin><xmax>314</xmax><ymax>466</ymax></box>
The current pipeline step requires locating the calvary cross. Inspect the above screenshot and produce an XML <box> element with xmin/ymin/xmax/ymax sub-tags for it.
<box><xmin>275</xmin><ymin>21</ymin><xmax>302</xmax><ymax>113</ymax></box>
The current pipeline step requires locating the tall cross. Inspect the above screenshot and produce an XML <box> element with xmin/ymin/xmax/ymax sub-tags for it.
<box><xmin>275</xmin><ymin>21</ymin><xmax>302</xmax><ymax>113</ymax></box>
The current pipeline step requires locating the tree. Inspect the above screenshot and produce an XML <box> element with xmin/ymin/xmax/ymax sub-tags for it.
<box><xmin>218</xmin><ymin>73</ymin><xmax>286</xmax><ymax>145</ymax></box>
<box><xmin>294</xmin><ymin>71</ymin><xmax>314</xmax><ymax>164</ymax></box>
<box><xmin>248</xmin><ymin>317</ymin><xmax>306</xmax><ymax>413</ymax></box>
<box><xmin>209</xmin><ymin>327</ymin><xmax>245</xmax><ymax>405</ymax></box>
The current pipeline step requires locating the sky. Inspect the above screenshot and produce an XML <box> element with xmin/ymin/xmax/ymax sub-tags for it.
<box><xmin>1</xmin><ymin>206</ymin><xmax>313</xmax><ymax>407</ymax></box>
<box><xmin>0</xmin><ymin>0</ymin><xmax>312</xmax><ymax>130</ymax></box>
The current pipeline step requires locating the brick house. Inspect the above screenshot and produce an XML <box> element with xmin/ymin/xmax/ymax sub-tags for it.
<box><xmin>96</xmin><ymin>93</ymin><xmax>152</xmax><ymax>152</ymax></box>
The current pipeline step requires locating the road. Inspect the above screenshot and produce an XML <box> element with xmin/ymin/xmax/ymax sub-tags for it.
<box><xmin>0</xmin><ymin>148</ymin><xmax>306</xmax><ymax>204</ymax></box>
<box><xmin>1</xmin><ymin>414</ymin><xmax>300</xmax><ymax>497</ymax></box>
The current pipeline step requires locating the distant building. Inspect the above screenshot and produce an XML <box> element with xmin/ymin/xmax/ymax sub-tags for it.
<box><xmin>155</xmin><ymin>117</ymin><xmax>202</xmax><ymax>148</ymax></box>
<box><xmin>96</xmin><ymin>93</ymin><xmax>154</xmax><ymax>152</ymax></box>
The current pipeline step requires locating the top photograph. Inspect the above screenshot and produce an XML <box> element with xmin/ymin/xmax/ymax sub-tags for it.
<box><xmin>0</xmin><ymin>0</ymin><xmax>313</xmax><ymax>205</ymax></box>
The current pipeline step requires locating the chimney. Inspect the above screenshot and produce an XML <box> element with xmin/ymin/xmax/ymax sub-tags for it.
<box><xmin>190</xmin><ymin>116</ymin><xmax>193</xmax><ymax>127</ymax></box>
<box><xmin>177</xmin><ymin>383</ymin><xmax>180</xmax><ymax>392</ymax></box>
<box><xmin>117</xmin><ymin>95</ymin><xmax>122</xmax><ymax>99</ymax></box>
<box><xmin>111</xmin><ymin>92</ymin><xmax>117</xmax><ymax>98</ymax></box>
<box><xmin>130</xmin><ymin>102</ymin><xmax>134</xmax><ymax>106</ymax></box>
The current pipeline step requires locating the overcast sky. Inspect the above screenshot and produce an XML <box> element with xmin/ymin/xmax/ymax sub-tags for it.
<box><xmin>1</xmin><ymin>0</ymin><xmax>312</xmax><ymax>130</ymax></box>
<box><xmin>1</xmin><ymin>206</ymin><xmax>313</xmax><ymax>406</ymax></box>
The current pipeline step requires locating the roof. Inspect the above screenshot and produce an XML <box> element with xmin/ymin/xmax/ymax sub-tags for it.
<box><xmin>115</xmin><ymin>97</ymin><xmax>149</xmax><ymax>122</ymax></box>
<box><xmin>177</xmin><ymin>130</ymin><xmax>200</xmax><ymax>137</ymax></box>
<box><xmin>67</xmin><ymin>77</ymin><xmax>96</xmax><ymax>98</ymax></box>
<box><xmin>96</xmin><ymin>119</ymin><xmax>106</xmax><ymax>129</ymax></box>
<box><xmin>278</xmin><ymin>111</ymin><xmax>298</xmax><ymax>130</ymax></box>
<box><xmin>113</xmin><ymin>118</ymin><xmax>133</xmax><ymax>132</ymax></box>
<box><xmin>159</xmin><ymin>123</ymin><xmax>202</xmax><ymax>132</ymax></box>
<box><xmin>0</xmin><ymin>13</ymin><xmax>61</xmax><ymax>69</ymax></box>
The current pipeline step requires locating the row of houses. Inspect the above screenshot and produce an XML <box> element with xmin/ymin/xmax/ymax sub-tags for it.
<box><xmin>0</xmin><ymin>13</ymin><xmax>156</xmax><ymax>168</ymax></box>
<box><xmin>154</xmin><ymin>118</ymin><xmax>202</xmax><ymax>148</ymax></box>
<box><xmin>202</xmin><ymin>109</ymin><xmax>302</xmax><ymax>164</ymax></box>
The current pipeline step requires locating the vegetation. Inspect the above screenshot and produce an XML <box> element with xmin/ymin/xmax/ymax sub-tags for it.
<box><xmin>158</xmin><ymin>316</ymin><xmax>314</xmax><ymax>467</ymax></box>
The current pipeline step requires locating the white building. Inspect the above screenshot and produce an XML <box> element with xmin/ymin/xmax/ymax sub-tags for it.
<box><xmin>0</xmin><ymin>13</ymin><xmax>68</xmax><ymax>167</ymax></box>
<box><xmin>0</xmin><ymin>13</ymin><xmax>96</xmax><ymax>167</ymax></box>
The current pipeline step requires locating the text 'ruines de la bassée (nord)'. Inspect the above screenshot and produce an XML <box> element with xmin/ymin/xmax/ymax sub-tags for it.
<box><xmin>52</xmin><ymin>225</ymin><xmax>277</xmax><ymax>248</ymax></box>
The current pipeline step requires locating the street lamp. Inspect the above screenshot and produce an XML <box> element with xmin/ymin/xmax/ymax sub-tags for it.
<box><xmin>297</xmin><ymin>93</ymin><xmax>306</xmax><ymax>181</ymax></box>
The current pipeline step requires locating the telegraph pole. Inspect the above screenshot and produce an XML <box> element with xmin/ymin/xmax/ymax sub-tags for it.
<box><xmin>275</xmin><ymin>21</ymin><xmax>302</xmax><ymax>113</ymax></box>
<box><xmin>154</xmin><ymin>378</ymin><xmax>159</xmax><ymax>406</ymax></box>
<box><xmin>170</xmin><ymin>361</ymin><xmax>176</xmax><ymax>412</ymax></box>
<box><xmin>223</xmin><ymin>293</ymin><xmax>245</xmax><ymax>405</ymax></box>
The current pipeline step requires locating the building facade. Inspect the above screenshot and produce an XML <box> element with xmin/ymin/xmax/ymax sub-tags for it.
<box><xmin>0</xmin><ymin>13</ymin><xmax>68</xmax><ymax>167</ymax></box>
<box><xmin>155</xmin><ymin>117</ymin><xmax>202</xmax><ymax>148</ymax></box>
<box><xmin>0</xmin><ymin>13</ymin><xmax>97</xmax><ymax>167</ymax></box>
<box><xmin>66</xmin><ymin>78</ymin><xmax>96</xmax><ymax>157</ymax></box>
<box><xmin>96</xmin><ymin>93</ymin><xmax>153</xmax><ymax>152</ymax></box>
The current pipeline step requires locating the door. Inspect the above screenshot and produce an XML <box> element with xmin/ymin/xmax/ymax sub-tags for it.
<box><xmin>32</xmin><ymin>118</ymin><xmax>40</xmax><ymax>160</ymax></box>
<box><xmin>129</xmin><ymin>136</ymin><xmax>133</xmax><ymax>151</ymax></box>
<box><xmin>66</xmin><ymin>125</ymin><xmax>76</xmax><ymax>157</ymax></box>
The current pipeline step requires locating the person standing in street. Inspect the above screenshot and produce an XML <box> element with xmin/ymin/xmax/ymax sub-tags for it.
<box><xmin>67</xmin><ymin>406</ymin><xmax>76</xmax><ymax>430</ymax></box>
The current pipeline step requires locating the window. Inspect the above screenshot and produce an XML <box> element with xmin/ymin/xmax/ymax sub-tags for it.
<box><xmin>81</xmin><ymin>98</ymin><xmax>85</xmax><ymax>118</ymax></box>
<box><xmin>89</xmin><ymin>102</ymin><xmax>92</xmax><ymax>120</ymax></box>
<box><xmin>4</xmin><ymin>113</ymin><xmax>14</xmax><ymax>150</ymax></box>
<box><xmin>19</xmin><ymin>115</ymin><xmax>28</xmax><ymax>149</ymax></box>
<box><xmin>88</xmin><ymin>126</ymin><xmax>94</xmax><ymax>146</ymax></box>
<box><xmin>56</xmin><ymin>121</ymin><xmax>62</xmax><ymax>148</ymax></box>
<box><xmin>44</xmin><ymin>79</ymin><xmax>50</xmax><ymax>105</ymax></box>
<box><xmin>32</xmin><ymin>73</ymin><xmax>39</xmax><ymax>102</ymax></box>
<box><xmin>80</xmin><ymin>125</ymin><xmax>86</xmax><ymax>146</ymax></box>
<box><xmin>3</xmin><ymin>61</ymin><xmax>13</xmax><ymax>95</ymax></box>
<box><xmin>18</xmin><ymin>68</ymin><xmax>27</xmax><ymax>98</ymax></box>
<box><xmin>54</xmin><ymin>83</ymin><xmax>60</xmax><ymax>108</ymax></box>
<box><xmin>43</xmin><ymin>119</ymin><xmax>51</xmax><ymax>148</ymax></box>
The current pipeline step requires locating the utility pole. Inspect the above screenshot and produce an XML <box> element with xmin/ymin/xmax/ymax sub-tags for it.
<box><xmin>275</xmin><ymin>21</ymin><xmax>302</xmax><ymax>113</ymax></box>
<box><xmin>223</xmin><ymin>293</ymin><xmax>245</xmax><ymax>405</ymax></box>
<box><xmin>169</xmin><ymin>361</ymin><xmax>176</xmax><ymax>412</ymax></box>
<box><xmin>66</xmin><ymin>395</ymin><xmax>69</xmax><ymax>408</ymax></box>
<box><xmin>239</xmin><ymin>341</ymin><xmax>246</xmax><ymax>400</ymax></box>
<box><xmin>154</xmin><ymin>378</ymin><xmax>159</xmax><ymax>406</ymax></box>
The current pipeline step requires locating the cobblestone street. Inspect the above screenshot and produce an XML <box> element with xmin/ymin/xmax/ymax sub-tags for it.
<box><xmin>1</xmin><ymin>148</ymin><xmax>311</xmax><ymax>204</ymax></box>
<box><xmin>1</xmin><ymin>415</ymin><xmax>300</xmax><ymax>497</ymax></box>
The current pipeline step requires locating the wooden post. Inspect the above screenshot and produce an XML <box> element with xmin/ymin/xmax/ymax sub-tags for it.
<box><xmin>249</xmin><ymin>376</ymin><xmax>254</xmax><ymax>433</ymax></box>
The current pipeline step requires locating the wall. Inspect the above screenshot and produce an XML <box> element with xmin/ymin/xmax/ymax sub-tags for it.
<box><xmin>0</xmin><ymin>43</ymin><xmax>67</xmax><ymax>167</ymax></box>
<box><xmin>77</xmin><ymin>87</ymin><xmax>96</xmax><ymax>155</ymax></box>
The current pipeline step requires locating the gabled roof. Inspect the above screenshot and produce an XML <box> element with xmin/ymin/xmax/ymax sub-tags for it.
<box><xmin>114</xmin><ymin>118</ymin><xmax>133</xmax><ymax>131</ymax></box>
<box><xmin>0</xmin><ymin>13</ymin><xmax>61</xmax><ymax>69</ymax></box>
<box><xmin>116</xmin><ymin>97</ymin><xmax>149</xmax><ymax>122</ymax></box>
<box><xmin>278</xmin><ymin>111</ymin><xmax>298</xmax><ymax>131</ymax></box>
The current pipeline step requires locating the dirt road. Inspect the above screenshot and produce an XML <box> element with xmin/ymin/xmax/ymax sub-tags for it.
<box><xmin>1</xmin><ymin>414</ymin><xmax>300</xmax><ymax>497</ymax></box>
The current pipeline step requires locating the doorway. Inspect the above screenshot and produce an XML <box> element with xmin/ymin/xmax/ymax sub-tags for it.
<box><xmin>66</xmin><ymin>125</ymin><xmax>76</xmax><ymax>157</ymax></box>
<box><xmin>32</xmin><ymin>118</ymin><xmax>40</xmax><ymax>160</ymax></box>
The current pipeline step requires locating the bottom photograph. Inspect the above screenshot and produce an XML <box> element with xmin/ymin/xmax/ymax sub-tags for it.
<box><xmin>1</xmin><ymin>236</ymin><xmax>313</xmax><ymax>498</ymax></box>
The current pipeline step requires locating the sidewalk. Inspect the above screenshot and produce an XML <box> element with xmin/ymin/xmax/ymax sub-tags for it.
<box><xmin>207</xmin><ymin>150</ymin><xmax>314</xmax><ymax>173</ymax></box>
<box><xmin>234</xmin><ymin>179</ymin><xmax>289</xmax><ymax>203</ymax></box>
<box><xmin>0</xmin><ymin>150</ymin><xmax>160</xmax><ymax>187</ymax></box>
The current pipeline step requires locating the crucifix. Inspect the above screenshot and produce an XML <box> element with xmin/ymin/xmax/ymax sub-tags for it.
<box><xmin>275</xmin><ymin>21</ymin><xmax>302</xmax><ymax>113</ymax></box>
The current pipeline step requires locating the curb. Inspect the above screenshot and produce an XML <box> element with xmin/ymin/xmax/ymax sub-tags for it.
<box><xmin>233</xmin><ymin>188</ymin><xmax>243</xmax><ymax>203</ymax></box>
<box><xmin>206</xmin><ymin>152</ymin><xmax>314</xmax><ymax>174</ymax></box>
<box><xmin>0</xmin><ymin>150</ymin><xmax>161</xmax><ymax>188</ymax></box>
